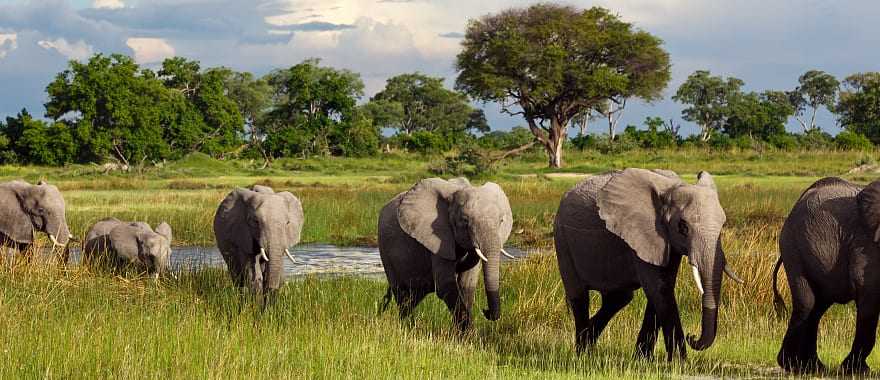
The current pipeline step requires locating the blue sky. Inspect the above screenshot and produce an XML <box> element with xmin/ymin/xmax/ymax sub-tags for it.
<box><xmin>1</xmin><ymin>0</ymin><xmax>878</xmax><ymax>136</ymax></box>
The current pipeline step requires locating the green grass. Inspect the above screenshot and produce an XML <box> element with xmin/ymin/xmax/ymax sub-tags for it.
<box><xmin>1</xmin><ymin>148</ymin><xmax>880</xmax><ymax>378</ymax></box>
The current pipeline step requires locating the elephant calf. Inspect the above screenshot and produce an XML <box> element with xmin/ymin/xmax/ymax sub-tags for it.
<box><xmin>554</xmin><ymin>168</ymin><xmax>742</xmax><ymax>359</ymax></box>
<box><xmin>774</xmin><ymin>177</ymin><xmax>880</xmax><ymax>374</ymax></box>
<box><xmin>378</xmin><ymin>178</ymin><xmax>514</xmax><ymax>330</ymax></box>
<box><xmin>84</xmin><ymin>218</ymin><xmax>173</xmax><ymax>279</ymax></box>
<box><xmin>213</xmin><ymin>185</ymin><xmax>303</xmax><ymax>301</ymax></box>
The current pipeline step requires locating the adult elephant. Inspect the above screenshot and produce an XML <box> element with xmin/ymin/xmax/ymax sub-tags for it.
<box><xmin>214</xmin><ymin>185</ymin><xmax>303</xmax><ymax>303</ymax></box>
<box><xmin>0</xmin><ymin>180</ymin><xmax>72</xmax><ymax>259</ymax></box>
<box><xmin>378</xmin><ymin>178</ymin><xmax>514</xmax><ymax>330</ymax></box>
<box><xmin>83</xmin><ymin>218</ymin><xmax>174</xmax><ymax>279</ymax></box>
<box><xmin>554</xmin><ymin>168</ymin><xmax>742</xmax><ymax>359</ymax></box>
<box><xmin>773</xmin><ymin>177</ymin><xmax>880</xmax><ymax>374</ymax></box>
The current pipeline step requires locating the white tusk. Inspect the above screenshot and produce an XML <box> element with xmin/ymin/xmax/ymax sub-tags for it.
<box><xmin>474</xmin><ymin>248</ymin><xmax>488</xmax><ymax>262</ymax></box>
<box><xmin>152</xmin><ymin>272</ymin><xmax>160</xmax><ymax>281</ymax></box>
<box><xmin>501</xmin><ymin>248</ymin><xmax>515</xmax><ymax>259</ymax></box>
<box><xmin>69</xmin><ymin>233</ymin><xmax>74</xmax><ymax>239</ymax></box>
<box><xmin>724</xmin><ymin>264</ymin><xmax>745</xmax><ymax>285</ymax></box>
<box><xmin>259</xmin><ymin>248</ymin><xmax>268</xmax><ymax>262</ymax></box>
<box><xmin>285</xmin><ymin>248</ymin><xmax>297</xmax><ymax>264</ymax></box>
<box><xmin>48</xmin><ymin>234</ymin><xmax>65</xmax><ymax>248</ymax></box>
<box><xmin>691</xmin><ymin>265</ymin><xmax>704</xmax><ymax>295</ymax></box>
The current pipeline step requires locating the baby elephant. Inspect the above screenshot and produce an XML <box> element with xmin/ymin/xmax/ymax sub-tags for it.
<box><xmin>84</xmin><ymin>218</ymin><xmax>173</xmax><ymax>279</ymax></box>
<box><xmin>555</xmin><ymin>168</ymin><xmax>742</xmax><ymax>359</ymax></box>
<box><xmin>774</xmin><ymin>177</ymin><xmax>880</xmax><ymax>374</ymax></box>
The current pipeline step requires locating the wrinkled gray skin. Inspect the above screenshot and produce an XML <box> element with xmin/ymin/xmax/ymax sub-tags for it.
<box><xmin>84</xmin><ymin>218</ymin><xmax>173</xmax><ymax>278</ymax></box>
<box><xmin>0</xmin><ymin>180</ymin><xmax>71</xmax><ymax>259</ymax></box>
<box><xmin>555</xmin><ymin>168</ymin><xmax>738</xmax><ymax>360</ymax></box>
<box><xmin>774</xmin><ymin>177</ymin><xmax>880</xmax><ymax>374</ymax></box>
<box><xmin>214</xmin><ymin>185</ymin><xmax>303</xmax><ymax>303</ymax></box>
<box><xmin>378</xmin><ymin>178</ymin><xmax>513</xmax><ymax>330</ymax></box>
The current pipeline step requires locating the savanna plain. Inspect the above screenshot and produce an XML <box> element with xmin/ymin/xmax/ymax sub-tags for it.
<box><xmin>1</xmin><ymin>149</ymin><xmax>877</xmax><ymax>379</ymax></box>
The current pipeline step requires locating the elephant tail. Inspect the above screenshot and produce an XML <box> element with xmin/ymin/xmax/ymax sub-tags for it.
<box><xmin>378</xmin><ymin>286</ymin><xmax>393</xmax><ymax>315</ymax></box>
<box><xmin>772</xmin><ymin>256</ymin><xmax>787</xmax><ymax>319</ymax></box>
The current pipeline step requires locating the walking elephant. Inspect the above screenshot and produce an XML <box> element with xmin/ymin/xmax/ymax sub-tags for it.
<box><xmin>83</xmin><ymin>218</ymin><xmax>173</xmax><ymax>279</ymax></box>
<box><xmin>0</xmin><ymin>180</ymin><xmax>72</xmax><ymax>260</ymax></box>
<box><xmin>213</xmin><ymin>185</ymin><xmax>303</xmax><ymax>303</ymax></box>
<box><xmin>773</xmin><ymin>177</ymin><xmax>880</xmax><ymax>374</ymax></box>
<box><xmin>378</xmin><ymin>178</ymin><xmax>514</xmax><ymax>330</ymax></box>
<box><xmin>554</xmin><ymin>168</ymin><xmax>742</xmax><ymax>359</ymax></box>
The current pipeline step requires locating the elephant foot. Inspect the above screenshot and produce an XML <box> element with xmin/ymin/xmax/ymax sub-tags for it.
<box><xmin>840</xmin><ymin>358</ymin><xmax>870</xmax><ymax>375</ymax></box>
<box><xmin>778</xmin><ymin>351</ymin><xmax>825</xmax><ymax>374</ymax></box>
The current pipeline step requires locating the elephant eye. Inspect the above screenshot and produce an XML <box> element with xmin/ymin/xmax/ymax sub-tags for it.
<box><xmin>678</xmin><ymin>220</ymin><xmax>689</xmax><ymax>236</ymax></box>
<box><xmin>37</xmin><ymin>207</ymin><xmax>45</xmax><ymax>214</ymax></box>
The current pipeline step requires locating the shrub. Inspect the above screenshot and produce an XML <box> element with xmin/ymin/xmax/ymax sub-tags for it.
<box><xmin>835</xmin><ymin>130</ymin><xmax>874</xmax><ymax>150</ymax></box>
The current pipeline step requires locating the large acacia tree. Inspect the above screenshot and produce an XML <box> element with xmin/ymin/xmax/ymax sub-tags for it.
<box><xmin>455</xmin><ymin>4</ymin><xmax>670</xmax><ymax>167</ymax></box>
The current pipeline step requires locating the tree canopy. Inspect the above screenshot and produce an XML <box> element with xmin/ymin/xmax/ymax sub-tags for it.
<box><xmin>788</xmin><ymin>70</ymin><xmax>839</xmax><ymax>133</ymax></box>
<box><xmin>455</xmin><ymin>4</ymin><xmax>670</xmax><ymax>167</ymax></box>
<box><xmin>673</xmin><ymin>70</ymin><xmax>744</xmax><ymax>141</ymax></box>
<box><xmin>837</xmin><ymin>72</ymin><xmax>880</xmax><ymax>143</ymax></box>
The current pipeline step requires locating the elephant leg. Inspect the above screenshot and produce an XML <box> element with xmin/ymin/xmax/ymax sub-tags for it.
<box><xmin>777</xmin><ymin>276</ymin><xmax>823</xmax><ymax>373</ymax></box>
<box><xmin>433</xmin><ymin>257</ymin><xmax>468</xmax><ymax>330</ymax></box>
<box><xmin>586</xmin><ymin>290</ymin><xmax>634</xmax><ymax>347</ymax></box>
<box><xmin>395</xmin><ymin>286</ymin><xmax>430</xmax><ymax>320</ymax></box>
<box><xmin>841</xmin><ymin>299</ymin><xmax>879</xmax><ymax>374</ymax></box>
<box><xmin>638</xmin><ymin>260</ymin><xmax>685</xmax><ymax>361</ymax></box>
<box><xmin>457</xmin><ymin>262</ymin><xmax>481</xmax><ymax>320</ymax></box>
<box><xmin>635</xmin><ymin>302</ymin><xmax>660</xmax><ymax>359</ymax></box>
<box><xmin>568</xmin><ymin>291</ymin><xmax>591</xmax><ymax>354</ymax></box>
<box><xmin>800</xmin><ymin>300</ymin><xmax>830</xmax><ymax>370</ymax></box>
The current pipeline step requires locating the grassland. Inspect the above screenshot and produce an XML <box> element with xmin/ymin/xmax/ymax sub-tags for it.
<box><xmin>0</xmin><ymin>148</ymin><xmax>878</xmax><ymax>378</ymax></box>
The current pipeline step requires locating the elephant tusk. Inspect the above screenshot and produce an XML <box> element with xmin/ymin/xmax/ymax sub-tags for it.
<box><xmin>474</xmin><ymin>248</ymin><xmax>488</xmax><ymax>262</ymax></box>
<box><xmin>691</xmin><ymin>265</ymin><xmax>704</xmax><ymax>295</ymax></box>
<box><xmin>285</xmin><ymin>248</ymin><xmax>297</xmax><ymax>264</ymax></box>
<box><xmin>259</xmin><ymin>248</ymin><xmax>268</xmax><ymax>262</ymax></box>
<box><xmin>48</xmin><ymin>234</ymin><xmax>65</xmax><ymax>248</ymax></box>
<box><xmin>152</xmin><ymin>272</ymin><xmax>160</xmax><ymax>281</ymax></box>
<box><xmin>501</xmin><ymin>248</ymin><xmax>515</xmax><ymax>259</ymax></box>
<box><xmin>724</xmin><ymin>264</ymin><xmax>745</xmax><ymax>285</ymax></box>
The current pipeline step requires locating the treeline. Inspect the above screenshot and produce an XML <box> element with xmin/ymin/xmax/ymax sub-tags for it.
<box><xmin>0</xmin><ymin>54</ymin><xmax>493</xmax><ymax>166</ymax></box>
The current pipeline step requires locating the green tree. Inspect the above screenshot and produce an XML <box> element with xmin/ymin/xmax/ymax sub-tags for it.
<box><xmin>368</xmin><ymin>73</ymin><xmax>484</xmax><ymax>145</ymax></box>
<box><xmin>263</xmin><ymin>59</ymin><xmax>366</xmax><ymax>157</ymax></box>
<box><xmin>724</xmin><ymin>90</ymin><xmax>794</xmax><ymax>140</ymax></box>
<box><xmin>788</xmin><ymin>70</ymin><xmax>839</xmax><ymax>133</ymax></box>
<box><xmin>455</xmin><ymin>4</ymin><xmax>670</xmax><ymax>167</ymax></box>
<box><xmin>1</xmin><ymin>109</ymin><xmax>76</xmax><ymax>165</ymax></box>
<box><xmin>45</xmin><ymin>53</ymin><xmax>175</xmax><ymax>164</ymax></box>
<box><xmin>837</xmin><ymin>72</ymin><xmax>880</xmax><ymax>144</ymax></box>
<box><xmin>673</xmin><ymin>70</ymin><xmax>744</xmax><ymax>141</ymax></box>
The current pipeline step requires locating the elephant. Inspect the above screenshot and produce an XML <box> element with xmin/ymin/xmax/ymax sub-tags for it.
<box><xmin>377</xmin><ymin>177</ymin><xmax>514</xmax><ymax>330</ymax></box>
<box><xmin>773</xmin><ymin>177</ymin><xmax>880</xmax><ymax>374</ymax></box>
<box><xmin>83</xmin><ymin>218</ymin><xmax>173</xmax><ymax>279</ymax></box>
<box><xmin>554</xmin><ymin>168</ymin><xmax>742</xmax><ymax>359</ymax></box>
<box><xmin>213</xmin><ymin>185</ymin><xmax>303</xmax><ymax>302</ymax></box>
<box><xmin>0</xmin><ymin>180</ymin><xmax>72</xmax><ymax>260</ymax></box>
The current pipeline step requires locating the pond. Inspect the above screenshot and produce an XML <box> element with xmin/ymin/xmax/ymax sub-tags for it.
<box><xmin>63</xmin><ymin>244</ymin><xmax>533</xmax><ymax>279</ymax></box>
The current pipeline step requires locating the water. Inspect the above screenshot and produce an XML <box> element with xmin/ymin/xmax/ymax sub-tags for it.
<box><xmin>66</xmin><ymin>244</ymin><xmax>532</xmax><ymax>279</ymax></box>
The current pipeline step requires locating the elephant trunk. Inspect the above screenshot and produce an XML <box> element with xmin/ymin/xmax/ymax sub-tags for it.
<box><xmin>687</xmin><ymin>239</ymin><xmax>723</xmax><ymax>351</ymax></box>
<box><xmin>46</xmin><ymin>217</ymin><xmax>71</xmax><ymax>246</ymax></box>
<box><xmin>480</xmin><ymin>243</ymin><xmax>501</xmax><ymax>321</ymax></box>
<box><xmin>260</xmin><ymin>228</ymin><xmax>287</xmax><ymax>294</ymax></box>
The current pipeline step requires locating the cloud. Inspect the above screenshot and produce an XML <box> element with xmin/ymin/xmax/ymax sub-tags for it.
<box><xmin>37</xmin><ymin>38</ymin><xmax>95</xmax><ymax>60</ymax></box>
<box><xmin>438</xmin><ymin>32</ymin><xmax>464</xmax><ymax>39</ymax></box>
<box><xmin>0</xmin><ymin>33</ymin><xmax>17</xmax><ymax>59</ymax></box>
<box><xmin>93</xmin><ymin>0</ymin><xmax>124</xmax><ymax>9</ymax></box>
<box><xmin>272</xmin><ymin>21</ymin><xmax>355</xmax><ymax>32</ymax></box>
<box><xmin>126</xmin><ymin>37</ymin><xmax>175</xmax><ymax>64</ymax></box>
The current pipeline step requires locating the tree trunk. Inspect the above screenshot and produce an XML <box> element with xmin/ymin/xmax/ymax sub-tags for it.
<box><xmin>547</xmin><ymin>119</ymin><xmax>565</xmax><ymax>168</ymax></box>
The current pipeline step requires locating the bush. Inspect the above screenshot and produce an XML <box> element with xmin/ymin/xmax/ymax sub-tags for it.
<box><xmin>767</xmin><ymin>133</ymin><xmax>799</xmax><ymax>150</ymax></box>
<box><xmin>427</xmin><ymin>147</ymin><xmax>493</xmax><ymax>177</ymax></box>
<box><xmin>835</xmin><ymin>131</ymin><xmax>874</xmax><ymax>150</ymax></box>
<box><xmin>393</xmin><ymin>131</ymin><xmax>450</xmax><ymax>154</ymax></box>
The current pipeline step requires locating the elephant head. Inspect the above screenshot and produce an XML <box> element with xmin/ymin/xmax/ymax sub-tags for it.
<box><xmin>109</xmin><ymin>222</ymin><xmax>173</xmax><ymax>278</ymax></box>
<box><xmin>397</xmin><ymin>178</ymin><xmax>513</xmax><ymax>320</ymax></box>
<box><xmin>598</xmin><ymin>168</ymin><xmax>740</xmax><ymax>351</ymax></box>
<box><xmin>0</xmin><ymin>180</ymin><xmax>71</xmax><ymax>247</ymax></box>
<box><xmin>857</xmin><ymin>180</ymin><xmax>880</xmax><ymax>242</ymax></box>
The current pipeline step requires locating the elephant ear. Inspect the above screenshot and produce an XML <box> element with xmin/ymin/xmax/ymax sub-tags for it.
<box><xmin>482</xmin><ymin>182</ymin><xmax>513</xmax><ymax>243</ymax></box>
<box><xmin>0</xmin><ymin>185</ymin><xmax>34</xmax><ymax>244</ymax></box>
<box><xmin>398</xmin><ymin>178</ymin><xmax>467</xmax><ymax>260</ymax></box>
<box><xmin>858</xmin><ymin>180</ymin><xmax>880</xmax><ymax>243</ymax></box>
<box><xmin>597</xmin><ymin>168</ymin><xmax>682</xmax><ymax>266</ymax></box>
<box><xmin>155</xmin><ymin>222</ymin><xmax>172</xmax><ymax>244</ymax></box>
<box><xmin>696</xmin><ymin>171</ymin><xmax>717</xmax><ymax>191</ymax></box>
<box><xmin>277</xmin><ymin>192</ymin><xmax>304</xmax><ymax>246</ymax></box>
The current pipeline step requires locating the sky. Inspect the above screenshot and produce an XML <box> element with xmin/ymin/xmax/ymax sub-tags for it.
<box><xmin>1</xmin><ymin>0</ymin><xmax>878</xmax><ymax>136</ymax></box>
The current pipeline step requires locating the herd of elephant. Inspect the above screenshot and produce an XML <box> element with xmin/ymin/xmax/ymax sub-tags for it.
<box><xmin>3</xmin><ymin>169</ymin><xmax>880</xmax><ymax>374</ymax></box>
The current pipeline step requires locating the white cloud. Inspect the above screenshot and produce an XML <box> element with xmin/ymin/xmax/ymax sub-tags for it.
<box><xmin>126</xmin><ymin>37</ymin><xmax>175</xmax><ymax>64</ymax></box>
<box><xmin>37</xmin><ymin>38</ymin><xmax>94</xmax><ymax>61</ymax></box>
<box><xmin>0</xmin><ymin>33</ymin><xmax>17</xmax><ymax>59</ymax></box>
<box><xmin>93</xmin><ymin>0</ymin><xmax>124</xmax><ymax>9</ymax></box>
